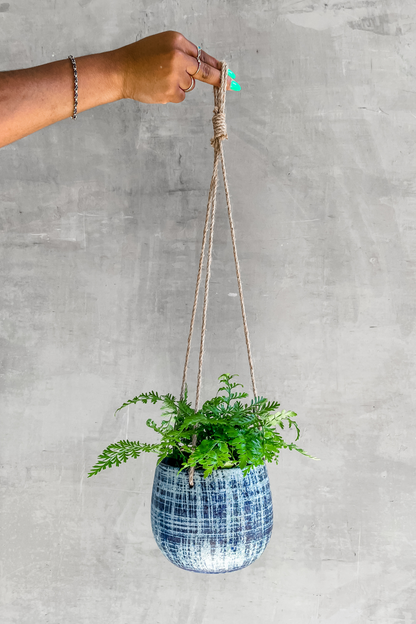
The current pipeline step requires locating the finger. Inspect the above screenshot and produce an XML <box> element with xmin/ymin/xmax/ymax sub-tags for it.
<box><xmin>197</xmin><ymin>48</ymin><xmax>223</xmax><ymax>73</ymax></box>
<box><xmin>180</xmin><ymin>37</ymin><xmax>222</xmax><ymax>71</ymax></box>
<box><xmin>187</xmin><ymin>57</ymin><xmax>232</xmax><ymax>91</ymax></box>
<box><xmin>180</xmin><ymin>75</ymin><xmax>196</xmax><ymax>94</ymax></box>
<box><xmin>179</xmin><ymin>36</ymin><xmax>233</xmax><ymax>90</ymax></box>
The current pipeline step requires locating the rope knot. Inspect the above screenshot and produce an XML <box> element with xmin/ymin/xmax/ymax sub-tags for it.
<box><xmin>210</xmin><ymin>106</ymin><xmax>228</xmax><ymax>147</ymax></box>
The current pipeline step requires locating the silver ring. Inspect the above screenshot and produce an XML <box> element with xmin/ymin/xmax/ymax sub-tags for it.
<box><xmin>193</xmin><ymin>58</ymin><xmax>201</xmax><ymax>76</ymax></box>
<box><xmin>184</xmin><ymin>76</ymin><xmax>195</xmax><ymax>92</ymax></box>
<box><xmin>193</xmin><ymin>45</ymin><xmax>202</xmax><ymax>76</ymax></box>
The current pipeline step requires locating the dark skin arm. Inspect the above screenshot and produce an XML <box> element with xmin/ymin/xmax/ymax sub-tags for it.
<box><xmin>0</xmin><ymin>30</ymin><xmax>238</xmax><ymax>148</ymax></box>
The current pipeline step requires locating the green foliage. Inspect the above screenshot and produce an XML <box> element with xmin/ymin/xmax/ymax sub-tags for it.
<box><xmin>88</xmin><ymin>374</ymin><xmax>318</xmax><ymax>479</ymax></box>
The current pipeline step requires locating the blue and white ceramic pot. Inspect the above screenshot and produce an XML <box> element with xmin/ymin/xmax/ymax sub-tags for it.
<box><xmin>150</xmin><ymin>458</ymin><xmax>273</xmax><ymax>574</ymax></box>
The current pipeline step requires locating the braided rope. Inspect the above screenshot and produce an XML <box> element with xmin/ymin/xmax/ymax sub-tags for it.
<box><xmin>179</xmin><ymin>151</ymin><xmax>220</xmax><ymax>403</ymax></box>
<box><xmin>218</xmin><ymin>141</ymin><xmax>258</xmax><ymax>399</ymax></box>
<box><xmin>179</xmin><ymin>62</ymin><xmax>257</xmax><ymax>486</ymax></box>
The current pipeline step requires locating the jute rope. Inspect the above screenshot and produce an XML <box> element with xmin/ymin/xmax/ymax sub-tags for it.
<box><xmin>179</xmin><ymin>61</ymin><xmax>257</xmax><ymax>486</ymax></box>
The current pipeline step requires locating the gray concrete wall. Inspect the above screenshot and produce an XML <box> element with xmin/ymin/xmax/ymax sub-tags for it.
<box><xmin>1</xmin><ymin>1</ymin><xmax>415</xmax><ymax>622</ymax></box>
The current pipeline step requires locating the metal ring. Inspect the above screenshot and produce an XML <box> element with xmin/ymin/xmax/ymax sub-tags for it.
<box><xmin>184</xmin><ymin>76</ymin><xmax>195</xmax><ymax>92</ymax></box>
<box><xmin>193</xmin><ymin>45</ymin><xmax>202</xmax><ymax>76</ymax></box>
<box><xmin>193</xmin><ymin>58</ymin><xmax>201</xmax><ymax>76</ymax></box>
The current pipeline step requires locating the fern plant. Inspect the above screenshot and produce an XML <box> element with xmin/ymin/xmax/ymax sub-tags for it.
<box><xmin>88</xmin><ymin>373</ymin><xmax>317</xmax><ymax>479</ymax></box>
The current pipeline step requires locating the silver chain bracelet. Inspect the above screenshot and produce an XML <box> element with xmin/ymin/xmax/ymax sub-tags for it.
<box><xmin>68</xmin><ymin>55</ymin><xmax>78</xmax><ymax>119</ymax></box>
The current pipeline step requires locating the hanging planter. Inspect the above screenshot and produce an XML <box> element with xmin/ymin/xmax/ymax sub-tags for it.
<box><xmin>88</xmin><ymin>374</ymin><xmax>316</xmax><ymax>573</ymax></box>
<box><xmin>151</xmin><ymin>460</ymin><xmax>273</xmax><ymax>574</ymax></box>
<box><xmin>88</xmin><ymin>62</ymin><xmax>318</xmax><ymax>574</ymax></box>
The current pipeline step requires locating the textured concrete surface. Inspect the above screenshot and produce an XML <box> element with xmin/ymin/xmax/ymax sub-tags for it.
<box><xmin>1</xmin><ymin>1</ymin><xmax>416</xmax><ymax>622</ymax></box>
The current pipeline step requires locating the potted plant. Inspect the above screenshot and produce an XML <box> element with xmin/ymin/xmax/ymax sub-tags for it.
<box><xmin>88</xmin><ymin>373</ymin><xmax>316</xmax><ymax>574</ymax></box>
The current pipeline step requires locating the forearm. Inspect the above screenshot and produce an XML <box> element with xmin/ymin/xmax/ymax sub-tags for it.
<box><xmin>0</xmin><ymin>50</ymin><xmax>123</xmax><ymax>148</ymax></box>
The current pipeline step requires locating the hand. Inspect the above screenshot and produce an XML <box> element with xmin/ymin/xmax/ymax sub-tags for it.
<box><xmin>114</xmin><ymin>30</ymin><xmax>239</xmax><ymax>104</ymax></box>
<box><xmin>0</xmin><ymin>30</ymin><xmax>240</xmax><ymax>148</ymax></box>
